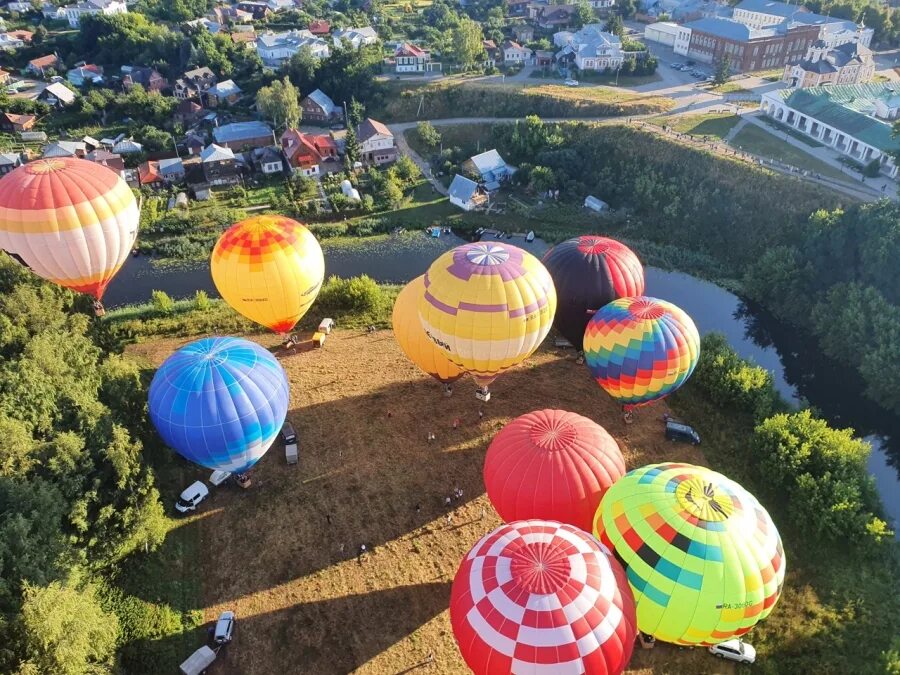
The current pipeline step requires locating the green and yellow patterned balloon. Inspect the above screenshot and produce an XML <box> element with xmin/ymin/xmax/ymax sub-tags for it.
<box><xmin>594</xmin><ymin>462</ymin><xmax>785</xmax><ymax>646</ymax></box>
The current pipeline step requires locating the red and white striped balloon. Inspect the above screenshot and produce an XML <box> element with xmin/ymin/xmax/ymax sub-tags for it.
<box><xmin>450</xmin><ymin>520</ymin><xmax>637</xmax><ymax>674</ymax></box>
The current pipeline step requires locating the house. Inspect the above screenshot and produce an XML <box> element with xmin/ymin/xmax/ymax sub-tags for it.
<box><xmin>43</xmin><ymin>140</ymin><xmax>87</xmax><ymax>158</ymax></box>
<box><xmin>512</xmin><ymin>24</ymin><xmax>534</xmax><ymax>43</ymax></box>
<box><xmin>783</xmin><ymin>41</ymin><xmax>875</xmax><ymax>88</ymax></box>
<box><xmin>67</xmin><ymin>64</ymin><xmax>103</xmax><ymax>87</ymax></box>
<box><xmin>0</xmin><ymin>70</ymin><xmax>9</xmax><ymax>86</ymax></box>
<box><xmin>680</xmin><ymin>17</ymin><xmax>818</xmax><ymax>72</ymax></box>
<box><xmin>200</xmin><ymin>144</ymin><xmax>240</xmax><ymax>185</ymax></box>
<box><xmin>502</xmin><ymin>40</ymin><xmax>532</xmax><ymax>65</ymax></box>
<box><xmin>207</xmin><ymin>79</ymin><xmax>242</xmax><ymax>107</ymax></box>
<box><xmin>281</xmin><ymin>128</ymin><xmax>339</xmax><ymax>175</ymax></box>
<box><xmin>112</xmin><ymin>138</ymin><xmax>143</xmax><ymax>154</ymax></box>
<box><xmin>256</xmin><ymin>30</ymin><xmax>330</xmax><ymax>68</ymax></box>
<box><xmin>158</xmin><ymin>157</ymin><xmax>185</xmax><ymax>182</ymax></box>
<box><xmin>39</xmin><ymin>82</ymin><xmax>77</xmax><ymax>107</ymax></box>
<box><xmin>332</xmin><ymin>26</ymin><xmax>378</xmax><ymax>49</ymax></box>
<box><xmin>27</xmin><ymin>54</ymin><xmax>61</xmax><ymax>77</ymax></box>
<box><xmin>63</xmin><ymin>0</ymin><xmax>127</xmax><ymax>28</ymax></box>
<box><xmin>86</xmin><ymin>149</ymin><xmax>125</xmax><ymax>173</ymax></box>
<box><xmin>507</xmin><ymin>0</ymin><xmax>532</xmax><ymax>16</ymax></box>
<box><xmin>0</xmin><ymin>113</ymin><xmax>36</xmax><ymax>132</ymax></box>
<box><xmin>209</xmin><ymin>6</ymin><xmax>253</xmax><ymax>24</ymax></box>
<box><xmin>175</xmin><ymin>100</ymin><xmax>204</xmax><ymax>127</ymax></box>
<box><xmin>212</xmin><ymin>121</ymin><xmax>273</xmax><ymax>150</ymax></box>
<box><xmin>236</xmin><ymin>1</ymin><xmax>271</xmax><ymax>19</ymax></box>
<box><xmin>301</xmin><ymin>89</ymin><xmax>340</xmax><ymax>123</ymax></box>
<box><xmin>267</xmin><ymin>0</ymin><xmax>295</xmax><ymax>11</ymax></box>
<box><xmin>760</xmin><ymin>83</ymin><xmax>899</xmax><ymax>177</ymax></box>
<box><xmin>182</xmin><ymin>132</ymin><xmax>206</xmax><ymax>156</ymax></box>
<box><xmin>0</xmin><ymin>152</ymin><xmax>23</xmax><ymax>175</ymax></box>
<box><xmin>394</xmin><ymin>43</ymin><xmax>432</xmax><ymax>73</ymax></box>
<box><xmin>5</xmin><ymin>2</ymin><xmax>33</xmax><ymax>12</ymax></box>
<box><xmin>357</xmin><ymin>118</ymin><xmax>397</xmax><ymax>166</ymax></box>
<box><xmin>732</xmin><ymin>0</ymin><xmax>873</xmax><ymax>47</ymax></box>
<box><xmin>138</xmin><ymin>160</ymin><xmax>163</xmax><ymax>186</ymax></box>
<box><xmin>230</xmin><ymin>31</ymin><xmax>257</xmax><ymax>47</ymax></box>
<box><xmin>251</xmin><ymin>146</ymin><xmax>285</xmax><ymax>175</ymax></box>
<box><xmin>448</xmin><ymin>174</ymin><xmax>488</xmax><ymax>211</ymax></box>
<box><xmin>533</xmin><ymin>5</ymin><xmax>577</xmax><ymax>29</ymax></box>
<box><xmin>174</xmin><ymin>67</ymin><xmax>217</xmax><ymax>101</ymax></box>
<box><xmin>555</xmin><ymin>25</ymin><xmax>624</xmax><ymax>71</ymax></box>
<box><xmin>42</xmin><ymin>3</ymin><xmax>67</xmax><ymax>20</ymax></box>
<box><xmin>482</xmin><ymin>39</ymin><xmax>500</xmax><ymax>66</ymax></box>
<box><xmin>462</xmin><ymin>149</ymin><xmax>513</xmax><ymax>190</ymax></box>
<box><xmin>308</xmin><ymin>19</ymin><xmax>330</xmax><ymax>35</ymax></box>
<box><xmin>0</xmin><ymin>30</ymin><xmax>32</xmax><ymax>50</ymax></box>
<box><xmin>584</xmin><ymin>195</ymin><xmax>609</xmax><ymax>212</ymax></box>
<box><xmin>121</xmin><ymin>66</ymin><xmax>167</xmax><ymax>92</ymax></box>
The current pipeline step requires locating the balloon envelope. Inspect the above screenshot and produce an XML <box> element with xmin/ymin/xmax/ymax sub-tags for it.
<box><xmin>0</xmin><ymin>157</ymin><xmax>139</xmax><ymax>299</ymax></box>
<box><xmin>594</xmin><ymin>462</ymin><xmax>785</xmax><ymax>646</ymax></box>
<box><xmin>584</xmin><ymin>296</ymin><xmax>700</xmax><ymax>408</ymax></box>
<box><xmin>392</xmin><ymin>275</ymin><xmax>464</xmax><ymax>385</ymax></box>
<box><xmin>542</xmin><ymin>236</ymin><xmax>644</xmax><ymax>351</ymax></box>
<box><xmin>483</xmin><ymin>409</ymin><xmax>625</xmax><ymax>531</ymax></box>
<box><xmin>148</xmin><ymin>337</ymin><xmax>290</xmax><ymax>473</ymax></box>
<box><xmin>418</xmin><ymin>242</ymin><xmax>556</xmax><ymax>387</ymax></box>
<box><xmin>211</xmin><ymin>215</ymin><xmax>324</xmax><ymax>333</ymax></box>
<box><xmin>451</xmin><ymin>520</ymin><xmax>637</xmax><ymax>675</ymax></box>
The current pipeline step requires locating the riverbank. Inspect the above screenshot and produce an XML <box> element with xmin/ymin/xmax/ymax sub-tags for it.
<box><xmin>118</xmin><ymin>325</ymin><xmax>899</xmax><ymax>674</ymax></box>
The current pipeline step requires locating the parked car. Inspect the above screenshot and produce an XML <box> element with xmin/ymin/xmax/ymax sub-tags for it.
<box><xmin>564</xmin><ymin>78</ymin><xmax>579</xmax><ymax>87</ymax></box>
<box><xmin>209</xmin><ymin>470</ymin><xmax>231</xmax><ymax>487</ymax></box>
<box><xmin>175</xmin><ymin>481</ymin><xmax>209</xmax><ymax>513</ymax></box>
<box><xmin>670</xmin><ymin>62</ymin><xmax>683</xmax><ymax>69</ymax></box>
<box><xmin>214</xmin><ymin>610</ymin><xmax>235</xmax><ymax>645</ymax></box>
<box><xmin>709</xmin><ymin>639</ymin><xmax>756</xmax><ymax>664</ymax></box>
<box><xmin>282</xmin><ymin>421</ymin><xmax>298</xmax><ymax>465</ymax></box>
<box><xmin>665</xmin><ymin>420</ymin><xmax>701</xmax><ymax>445</ymax></box>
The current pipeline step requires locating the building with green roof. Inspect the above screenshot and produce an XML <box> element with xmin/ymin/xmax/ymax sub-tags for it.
<box><xmin>760</xmin><ymin>83</ymin><xmax>899</xmax><ymax>178</ymax></box>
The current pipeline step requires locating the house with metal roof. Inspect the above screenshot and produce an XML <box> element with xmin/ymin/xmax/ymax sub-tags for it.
<box><xmin>332</xmin><ymin>26</ymin><xmax>377</xmax><ymax>49</ymax></box>
<box><xmin>448</xmin><ymin>175</ymin><xmax>487</xmax><ymax>211</ymax></box>
<box><xmin>43</xmin><ymin>140</ymin><xmax>87</xmax><ymax>158</ymax></box>
<box><xmin>158</xmin><ymin>157</ymin><xmax>185</xmax><ymax>182</ymax></box>
<box><xmin>207</xmin><ymin>79</ymin><xmax>242</xmax><ymax>107</ymax></box>
<box><xmin>38</xmin><ymin>82</ymin><xmax>77</xmax><ymax>107</ymax></box>
<box><xmin>783</xmin><ymin>40</ymin><xmax>875</xmax><ymax>88</ymax></box>
<box><xmin>0</xmin><ymin>152</ymin><xmax>23</xmax><ymax>175</ymax></box>
<box><xmin>760</xmin><ymin>83</ymin><xmax>899</xmax><ymax>178</ymax></box>
<box><xmin>256</xmin><ymin>30</ymin><xmax>330</xmax><ymax>67</ymax></box>
<box><xmin>301</xmin><ymin>89</ymin><xmax>340</xmax><ymax>123</ymax></box>
<box><xmin>212</xmin><ymin>121</ymin><xmax>273</xmax><ymax>150</ymax></box>
<box><xmin>113</xmin><ymin>138</ymin><xmax>144</xmax><ymax>154</ymax></box>
<box><xmin>732</xmin><ymin>0</ymin><xmax>873</xmax><ymax>47</ymax></box>
<box><xmin>200</xmin><ymin>144</ymin><xmax>240</xmax><ymax>185</ymax></box>
<box><xmin>462</xmin><ymin>149</ymin><xmax>514</xmax><ymax>191</ymax></box>
<box><xmin>554</xmin><ymin>24</ymin><xmax>623</xmax><ymax>71</ymax></box>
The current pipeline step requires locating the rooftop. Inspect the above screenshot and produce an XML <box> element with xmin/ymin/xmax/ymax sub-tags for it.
<box><xmin>305</xmin><ymin>88</ymin><xmax>337</xmax><ymax>115</ymax></box>
<box><xmin>358</xmin><ymin>118</ymin><xmax>392</xmax><ymax>140</ymax></box>
<box><xmin>684</xmin><ymin>17</ymin><xmax>775</xmax><ymax>40</ymax></box>
<box><xmin>213</xmin><ymin>121</ymin><xmax>273</xmax><ymax>144</ymax></box>
<box><xmin>448</xmin><ymin>174</ymin><xmax>479</xmax><ymax>203</ymax></box>
<box><xmin>201</xmin><ymin>143</ymin><xmax>235</xmax><ymax>162</ymax></box>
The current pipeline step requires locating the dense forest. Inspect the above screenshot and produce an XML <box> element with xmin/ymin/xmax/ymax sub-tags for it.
<box><xmin>490</xmin><ymin>118</ymin><xmax>900</xmax><ymax>417</ymax></box>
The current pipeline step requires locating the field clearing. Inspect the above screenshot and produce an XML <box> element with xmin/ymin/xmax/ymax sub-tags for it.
<box><xmin>648</xmin><ymin>113</ymin><xmax>741</xmax><ymax>140</ymax></box>
<box><xmin>729</xmin><ymin>125</ymin><xmax>852</xmax><ymax>183</ymax></box>
<box><xmin>129</xmin><ymin>330</ymin><xmax>730</xmax><ymax>674</ymax></box>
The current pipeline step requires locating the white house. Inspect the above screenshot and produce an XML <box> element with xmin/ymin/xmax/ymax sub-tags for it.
<box><xmin>448</xmin><ymin>174</ymin><xmax>487</xmax><ymax>211</ymax></box>
<box><xmin>357</xmin><ymin>118</ymin><xmax>397</xmax><ymax>166</ymax></box>
<box><xmin>760</xmin><ymin>83</ymin><xmax>899</xmax><ymax>178</ymax></box>
<box><xmin>256</xmin><ymin>30</ymin><xmax>330</xmax><ymax>68</ymax></box>
<box><xmin>332</xmin><ymin>26</ymin><xmax>377</xmax><ymax>49</ymax></box>
<box><xmin>588</xmin><ymin>0</ymin><xmax>615</xmax><ymax>8</ymax></box>
<box><xmin>462</xmin><ymin>149</ymin><xmax>514</xmax><ymax>190</ymax></box>
<box><xmin>394</xmin><ymin>42</ymin><xmax>433</xmax><ymax>73</ymax></box>
<box><xmin>555</xmin><ymin>24</ymin><xmax>624</xmax><ymax>71</ymax></box>
<box><xmin>502</xmin><ymin>40</ymin><xmax>532</xmax><ymax>64</ymax></box>
<box><xmin>63</xmin><ymin>0</ymin><xmax>127</xmax><ymax>28</ymax></box>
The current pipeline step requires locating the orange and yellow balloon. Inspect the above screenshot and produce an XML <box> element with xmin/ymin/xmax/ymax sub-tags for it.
<box><xmin>393</xmin><ymin>275</ymin><xmax>463</xmax><ymax>387</ymax></box>
<box><xmin>0</xmin><ymin>157</ymin><xmax>139</xmax><ymax>299</ymax></box>
<box><xmin>211</xmin><ymin>215</ymin><xmax>325</xmax><ymax>334</ymax></box>
<box><xmin>418</xmin><ymin>242</ymin><xmax>556</xmax><ymax>392</ymax></box>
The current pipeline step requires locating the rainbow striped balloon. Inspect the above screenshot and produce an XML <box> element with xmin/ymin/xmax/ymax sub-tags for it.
<box><xmin>584</xmin><ymin>296</ymin><xmax>700</xmax><ymax>408</ymax></box>
<box><xmin>418</xmin><ymin>242</ymin><xmax>556</xmax><ymax>388</ymax></box>
<box><xmin>594</xmin><ymin>463</ymin><xmax>786</xmax><ymax>646</ymax></box>
<box><xmin>0</xmin><ymin>158</ymin><xmax>139</xmax><ymax>299</ymax></box>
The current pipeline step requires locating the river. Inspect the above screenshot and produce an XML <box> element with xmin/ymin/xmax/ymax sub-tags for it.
<box><xmin>104</xmin><ymin>232</ymin><xmax>899</xmax><ymax>533</ymax></box>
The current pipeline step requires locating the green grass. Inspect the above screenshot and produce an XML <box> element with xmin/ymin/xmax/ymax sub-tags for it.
<box><xmin>758</xmin><ymin>115</ymin><xmax>825</xmax><ymax>147</ymax></box>
<box><xmin>403</xmin><ymin>123</ymin><xmax>494</xmax><ymax>159</ymax></box>
<box><xmin>649</xmin><ymin>113</ymin><xmax>741</xmax><ymax>140</ymax></box>
<box><xmin>709</xmin><ymin>81</ymin><xmax>753</xmax><ymax>95</ymax></box>
<box><xmin>729</xmin><ymin>125</ymin><xmax>854</xmax><ymax>183</ymax></box>
<box><xmin>528</xmin><ymin>69</ymin><xmax>663</xmax><ymax>86</ymax></box>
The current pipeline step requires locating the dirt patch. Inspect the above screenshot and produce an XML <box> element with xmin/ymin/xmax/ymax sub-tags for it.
<box><xmin>130</xmin><ymin>329</ymin><xmax>721</xmax><ymax>674</ymax></box>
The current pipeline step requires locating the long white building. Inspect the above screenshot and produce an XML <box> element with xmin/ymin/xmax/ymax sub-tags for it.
<box><xmin>63</xmin><ymin>0</ymin><xmax>127</xmax><ymax>28</ymax></box>
<box><xmin>256</xmin><ymin>30</ymin><xmax>330</xmax><ymax>68</ymax></box>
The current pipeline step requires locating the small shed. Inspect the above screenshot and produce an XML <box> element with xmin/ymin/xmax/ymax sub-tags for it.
<box><xmin>175</xmin><ymin>192</ymin><xmax>189</xmax><ymax>209</ymax></box>
<box><xmin>584</xmin><ymin>195</ymin><xmax>609</xmax><ymax>212</ymax></box>
<box><xmin>312</xmin><ymin>331</ymin><xmax>326</xmax><ymax>347</ymax></box>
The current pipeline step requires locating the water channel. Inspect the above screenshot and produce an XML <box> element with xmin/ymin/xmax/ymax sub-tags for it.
<box><xmin>103</xmin><ymin>231</ymin><xmax>899</xmax><ymax>533</ymax></box>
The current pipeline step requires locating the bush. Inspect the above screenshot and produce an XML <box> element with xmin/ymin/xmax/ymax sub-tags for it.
<box><xmin>317</xmin><ymin>275</ymin><xmax>383</xmax><ymax>313</ymax></box>
<box><xmin>309</xmin><ymin>222</ymin><xmax>349</xmax><ymax>239</ymax></box>
<box><xmin>193</xmin><ymin>290</ymin><xmax>210</xmax><ymax>311</ymax></box>
<box><xmin>150</xmin><ymin>290</ymin><xmax>174</xmax><ymax>315</ymax></box>
<box><xmin>692</xmin><ymin>333</ymin><xmax>781</xmax><ymax>421</ymax></box>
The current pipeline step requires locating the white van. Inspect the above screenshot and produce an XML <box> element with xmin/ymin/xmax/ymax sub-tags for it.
<box><xmin>180</xmin><ymin>645</ymin><xmax>216</xmax><ymax>675</ymax></box>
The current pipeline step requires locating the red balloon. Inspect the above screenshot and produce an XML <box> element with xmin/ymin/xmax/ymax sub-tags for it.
<box><xmin>451</xmin><ymin>520</ymin><xmax>637</xmax><ymax>675</ymax></box>
<box><xmin>484</xmin><ymin>409</ymin><xmax>626</xmax><ymax>531</ymax></box>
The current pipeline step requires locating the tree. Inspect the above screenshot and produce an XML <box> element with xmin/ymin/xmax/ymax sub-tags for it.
<box><xmin>287</xmin><ymin>45</ymin><xmax>318</xmax><ymax>92</ymax></box>
<box><xmin>379</xmin><ymin>177</ymin><xmax>405</xmax><ymax>209</ymax></box>
<box><xmin>617</xmin><ymin>0</ymin><xmax>638</xmax><ymax>17</ymax></box>
<box><xmin>348</xmin><ymin>97</ymin><xmax>365</xmax><ymax>127</ymax></box>
<box><xmin>344</xmin><ymin>124</ymin><xmax>360</xmax><ymax>167</ymax></box>
<box><xmin>574</xmin><ymin>0</ymin><xmax>595</xmax><ymax>27</ymax></box>
<box><xmin>394</xmin><ymin>155</ymin><xmax>421</xmax><ymax>183</ymax></box>
<box><xmin>32</xmin><ymin>25</ymin><xmax>47</xmax><ymax>45</ymax></box>
<box><xmin>451</xmin><ymin>16</ymin><xmax>485</xmax><ymax>66</ymax></box>
<box><xmin>530</xmin><ymin>165</ymin><xmax>557</xmax><ymax>192</ymax></box>
<box><xmin>713</xmin><ymin>55</ymin><xmax>731</xmax><ymax>85</ymax></box>
<box><xmin>19</xmin><ymin>581</ymin><xmax>119</xmax><ymax>675</ymax></box>
<box><xmin>417</xmin><ymin>121</ymin><xmax>441</xmax><ymax>149</ymax></box>
<box><xmin>604</xmin><ymin>14</ymin><xmax>624</xmax><ymax>38</ymax></box>
<box><xmin>256</xmin><ymin>77</ymin><xmax>301</xmax><ymax>129</ymax></box>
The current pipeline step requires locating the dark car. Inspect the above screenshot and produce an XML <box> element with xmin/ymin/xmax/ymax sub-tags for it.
<box><xmin>665</xmin><ymin>420</ymin><xmax>701</xmax><ymax>445</ymax></box>
<box><xmin>281</xmin><ymin>422</ymin><xmax>297</xmax><ymax>445</ymax></box>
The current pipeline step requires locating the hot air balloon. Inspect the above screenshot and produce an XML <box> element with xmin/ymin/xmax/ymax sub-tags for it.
<box><xmin>451</xmin><ymin>519</ymin><xmax>637</xmax><ymax>675</ymax></box>
<box><xmin>594</xmin><ymin>463</ymin><xmax>785</xmax><ymax>646</ymax></box>
<box><xmin>542</xmin><ymin>236</ymin><xmax>644</xmax><ymax>352</ymax></box>
<box><xmin>0</xmin><ymin>157</ymin><xmax>139</xmax><ymax>308</ymax></box>
<box><xmin>392</xmin><ymin>275</ymin><xmax>464</xmax><ymax>393</ymax></box>
<box><xmin>148</xmin><ymin>337</ymin><xmax>290</xmax><ymax>474</ymax></box>
<box><xmin>418</xmin><ymin>242</ymin><xmax>556</xmax><ymax>400</ymax></box>
<box><xmin>584</xmin><ymin>296</ymin><xmax>700</xmax><ymax>413</ymax></box>
<box><xmin>211</xmin><ymin>215</ymin><xmax>325</xmax><ymax>335</ymax></box>
<box><xmin>483</xmin><ymin>409</ymin><xmax>625</xmax><ymax>531</ymax></box>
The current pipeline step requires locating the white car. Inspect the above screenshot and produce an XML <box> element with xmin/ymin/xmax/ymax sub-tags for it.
<box><xmin>209</xmin><ymin>469</ymin><xmax>231</xmax><ymax>486</ymax></box>
<box><xmin>175</xmin><ymin>481</ymin><xmax>209</xmax><ymax>514</ymax></box>
<box><xmin>214</xmin><ymin>610</ymin><xmax>235</xmax><ymax>645</ymax></box>
<box><xmin>709</xmin><ymin>639</ymin><xmax>756</xmax><ymax>664</ymax></box>
<box><xmin>564</xmin><ymin>78</ymin><xmax>579</xmax><ymax>87</ymax></box>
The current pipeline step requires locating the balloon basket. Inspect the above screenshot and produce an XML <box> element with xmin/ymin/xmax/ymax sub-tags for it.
<box><xmin>236</xmin><ymin>474</ymin><xmax>252</xmax><ymax>489</ymax></box>
<box><xmin>575</xmin><ymin>353</ymin><xmax>584</xmax><ymax>365</ymax></box>
<box><xmin>639</xmin><ymin>633</ymin><xmax>656</xmax><ymax>650</ymax></box>
<box><xmin>475</xmin><ymin>388</ymin><xmax>491</xmax><ymax>402</ymax></box>
<box><xmin>443</xmin><ymin>383</ymin><xmax>453</xmax><ymax>397</ymax></box>
<box><xmin>93</xmin><ymin>301</ymin><xmax>106</xmax><ymax>318</ymax></box>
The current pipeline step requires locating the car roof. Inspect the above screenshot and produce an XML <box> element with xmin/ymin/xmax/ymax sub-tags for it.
<box><xmin>666</xmin><ymin>420</ymin><xmax>693</xmax><ymax>431</ymax></box>
<box><xmin>180</xmin><ymin>481</ymin><xmax>209</xmax><ymax>499</ymax></box>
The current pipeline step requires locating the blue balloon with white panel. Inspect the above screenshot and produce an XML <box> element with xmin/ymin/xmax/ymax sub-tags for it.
<box><xmin>148</xmin><ymin>336</ymin><xmax>290</xmax><ymax>473</ymax></box>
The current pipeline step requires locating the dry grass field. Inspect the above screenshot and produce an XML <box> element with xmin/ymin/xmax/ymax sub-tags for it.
<box><xmin>129</xmin><ymin>329</ymin><xmax>731</xmax><ymax>675</ymax></box>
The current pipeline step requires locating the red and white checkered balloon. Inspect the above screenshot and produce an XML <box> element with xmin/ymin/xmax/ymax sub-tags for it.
<box><xmin>450</xmin><ymin>520</ymin><xmax>637</xmax><ymax>674</ymax></box>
